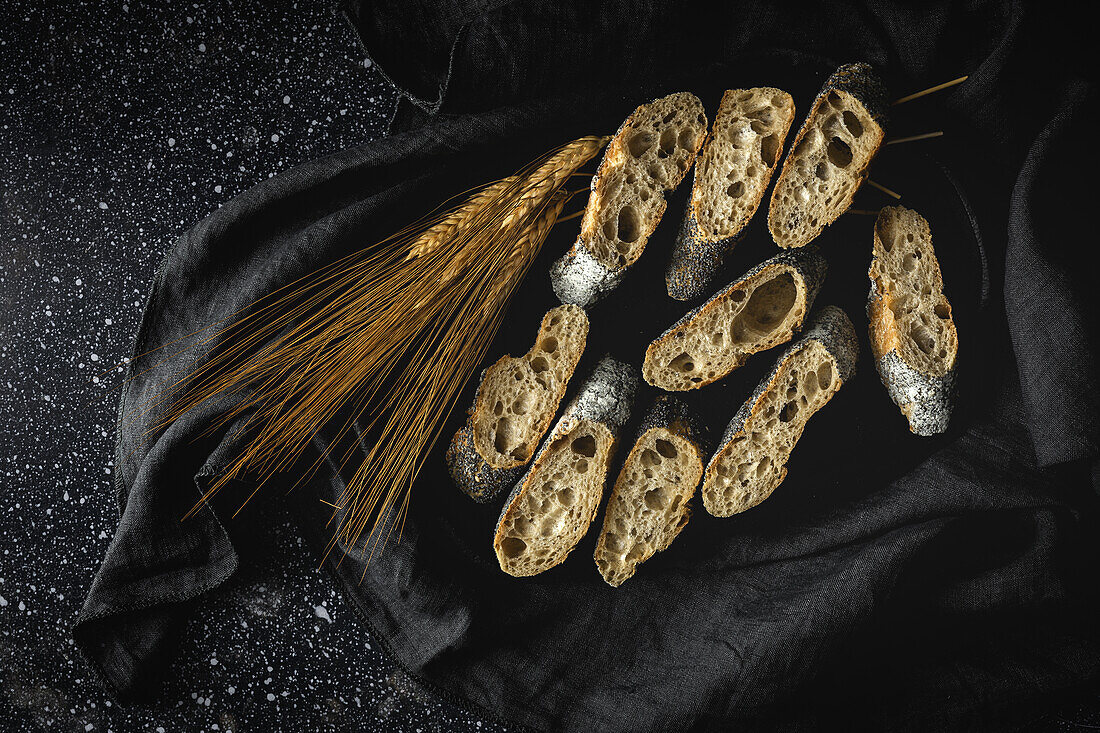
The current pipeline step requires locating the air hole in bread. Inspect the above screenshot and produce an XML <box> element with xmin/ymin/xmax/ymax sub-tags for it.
<box><xmin>512</xmin><ymin>395</ymin><xmax>531</xmax><ymax>415</ymax></box>
<box><xmin>842</xmin><ymin>110</ymin><xmax>864</xmax><ymax>138</ymax></box>
<box><xmin>727</xmin><ymin>180</ymin><xmax>745</xmax><ymax>199</ymax></box>
<box><xmin>779</xmin><ymin>401</ymin><xmax>799</xmax><ymax>422</ymax></box>
<box><xmin>815</xmin><ymin>162</ymin><xmax>831</xmax><ymax>180</ymax></box>
<box><xmin>761</xmin><ymin>134</ymin><xmax>781</xmax><ymax>166</ymax></box>
<box><xmin>817</xmin><ymin>363</ymin><xmax>833</xmax><ymax>390</ymax></box>
<box><xmin>670</xmin><ymin>352</ymin><xmax>696</xmax><ymax>373</ymax></box>
<box><xmin>500</xmin><ymin>536</ymin><xmax>527</xmax><ymax>558</ymax></box>
<box><xmin>530</xmin><ymin>356</ymin><xmax>549</xmax><ymax>373</ymax></box>
<box><xmin>644</xmin><ymin>486</ymin><xmax>668</xmax><ymax>510</ymax></box>
<box><xmin>540</xmin><ymin>337</ymin><xmax>558</xmax><ymax>353</ymax></box>
<box><xmin>571</xmin><ymin>435</ymin><xmax>596</xmax><ymax>457</ymax></box>
<box><xmin>628</xmin><ymin>131</ymin><xmax>656</xmax><ymax>158</ymax></box>
<box><xmin>493</xmin><ymin>401</ymin><xmax>504</xmax><ymax>416</ymax></box>
<box><xmin>617</xmin><ymin>205</ymin><xmax>641</xmax><ymax>243</ymax></box>
<box><xmin>934</xmin><ymin>302</ymin><xmax>951</xmax><ymax>319</ymax></box>
<box><xmin>730</xmin><ymin>289</ymin><xmax>746</xmax><ymax>303</ymax></box>
<box><xmin>655</xmin><ymin>439</ymin><xmax>678</xmax><ymax>459</ymax></box>
<box><xmin>912</xmin><ymin>325</ymin><xmax>936</xmax><ymax>354</ymax></box>
<box><xmin>827</xmin><ymin>137</ymin><xmax>853</xmax><ymax>167</ymax></box>
<box><xmin>658</xmin><ymin>127</ymin><xmax>677</xmax><ymax>157</ymax></box>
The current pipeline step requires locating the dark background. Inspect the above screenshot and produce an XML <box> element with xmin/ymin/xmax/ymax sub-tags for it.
<box><xmin>0</xmin><ymin>1</ymin><xmax>1096</xmax><ymax>731</ymax></box>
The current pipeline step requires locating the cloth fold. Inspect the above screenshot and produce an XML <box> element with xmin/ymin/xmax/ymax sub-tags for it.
<box><xmin>77</xmin><ymin>1</ymin><xmax>1098</xmax><ymax>730</ymax></box>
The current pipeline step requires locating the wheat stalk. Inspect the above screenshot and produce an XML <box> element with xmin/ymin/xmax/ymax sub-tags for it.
<box><xmin>132</xmin><ymin>135</ymin><xmax>607</xmax><ymax>564</ymax></box>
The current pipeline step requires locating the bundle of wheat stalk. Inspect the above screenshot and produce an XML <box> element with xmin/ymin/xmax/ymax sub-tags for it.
<box><xmin>132</xmin><ymin>135</ymin><xmax>608</xmax><ymax>566</ymax></box>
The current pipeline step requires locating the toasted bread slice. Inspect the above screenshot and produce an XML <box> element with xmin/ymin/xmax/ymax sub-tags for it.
<box><xmin>667</xmin><ymin>88</ymin><xmax>796</xmax><ymax>300</ymax></box>
<box><xmin>551</xmin><ymin>92</ymin><xmax>707</xmax><ymax>306</ymax></box>
<box><xmin>702</xmin><ymin>307</ymin><xmax>858</xmax><ymax>517</ymax></box>
<box><xmin>769</xmin><ymin>63</ymin><xmax>888</xmax><ymax>248</ymax></box>
<box><xmin>594</xmin><ymin>396</ymin><xmax>707</xmax><ymax>587</ymax></box>
<box><xmin>494</xmin><ymin>357</ymin><xmax>638</xmax><ymax>576</ymax></box>
<box><xmin>447</xmin><ymin>305</ymin><xmax>589</xmax><ymax>502</ymax></box>
<box><xmin>644</xmin><ymin>247</ymin><xmax>826</xmax><ymax>391</ymax></box>
<box><xmin>868</xmin><ymin>206</ymin><xmax>958</xmax><ymax>435</ymax></box>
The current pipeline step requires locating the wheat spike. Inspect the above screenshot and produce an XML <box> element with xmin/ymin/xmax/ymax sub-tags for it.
<box><xmin>130</xmin><ymin>135</ymin><xmax>607</xmax><ymax>565</ymax></box>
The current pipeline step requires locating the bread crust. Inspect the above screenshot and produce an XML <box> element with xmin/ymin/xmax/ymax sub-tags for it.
<box><xmin>867</xmin><ymin>206</ymin><xmax>958</xmax><ymax>435</ymax></box>
<box><xmin>667</xmin><ymin>88</ymin><xmax>796</xmax><ymax>300</ymax></box>
<box><xmin>768</xmin><ymin>62</ymin><xmax>888</xmax><ymax>248</ymax></box>
<box><xmin>493</xmin><ymin>357</ymin><xmax>638</xmax><ymax>576</ymax></box>
<box><xmin>644</xmin><ymin>246</ymin><xmax>827</xmax><ymax>391</ymax></box>
<box><xmin>551</xmin><ymin>92</ymin><xmax>707</xmax><ymax>306</ymax></box>
<box><xmin>447</xmin><ymin>305</ymin><xmax>588</xmax><ymax>502</ymax></box>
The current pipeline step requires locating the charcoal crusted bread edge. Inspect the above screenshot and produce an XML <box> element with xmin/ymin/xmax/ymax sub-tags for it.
<box><xmin>493</xmin><ymin>356</ymin><xmax>639</xmax><ymax>560</ymax></box>
<box><xmin>707</xmin><ymin>305</ymin><xmax>858</xmax><ymax>465</ymax></box>
<box><xmin>867</xmin><ymin>211</ymin><xmax>958</xmax><ymax>436</ymax></box>
<box><xmin>666</xmin><ymin>88</ymin><xmax>797</xmax><ymax>301</ymax></box>
<box><xmin>446</xmin><ymin>306</ymin><xmax>589</xmax><ymax>502</ymax></box>
<box><xmin>550</xmin><ymin>92</ymin><xmax>706</xmax><ymax>307</ymax></box>
<box><xmin>767</xmin><ymin>62</ymin><xmax>889</xmax><ymax>248</ymax></box>
<box><xmin>643</xmin><ymin>245</ymin><xmax>828</xmax><ymax>390</ymax></box>
<box><xmin>593</xmin><ymin>394</ymin><xmax>710</xmax><ymax>586</ymax></box>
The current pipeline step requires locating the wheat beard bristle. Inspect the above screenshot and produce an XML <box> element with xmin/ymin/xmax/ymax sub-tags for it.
<box><xmin>130</xmin><ymin>135</ymin><xmax>607</xmax><ymax>568</ymax></box>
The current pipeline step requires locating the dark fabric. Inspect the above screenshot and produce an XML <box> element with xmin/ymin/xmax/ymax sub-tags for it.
<box><xmin>77</xmin><ymin>0</ymin><xmax>1099</xmax><ymax>730</ymax></box>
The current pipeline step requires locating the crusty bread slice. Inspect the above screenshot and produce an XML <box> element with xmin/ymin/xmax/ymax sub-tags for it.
<box><xmin>495</xmin><ymin>357</ymin><xmax>637</xmax><ymax>577</ymax></box>
<box><xmin>447</xmin><ymin>305</ymin><xmax>589</xmax><ymax>502</ymax></box>
<box><xmin>667</xmin><ymin>88</ymin><xmax>796</xmax><ymax>300</ymax></box>
<box><xmin>643</xmin><ymin>247</ymin><xmax>826</xmax><ymax>391</ymax></box>
<box><xmin>594</xmin><ymin>396</ymin><xmax>706</xmax><ymax>587</ymax></box>
<box><xmin>551</xmin><ymin>92</ymin><xmax>707</xmax><ymax>306</ymax></box>
<box><xmin>868</xmin><ymin>206</ymin><xmax>958</xmax><ymax>435</ymax></box>
<box><xmin>768</xmin><ymin>63</ymin><xmax>888</xmax><ymax>248</ymax></box>
<box><xmin>702</xmin><ymin>306</ymin><xmax>857</xmax><ymax>517</ymax></box>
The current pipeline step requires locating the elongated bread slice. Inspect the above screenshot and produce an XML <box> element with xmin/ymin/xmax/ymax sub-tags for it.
<box><xmin>868</xmin><ymin>206</ymin><xmax>958</xmax><ymax>435</ymax></box>
<box><xmin>768</xmin><ymin>63</ymin><xmax>888</xmax><ymax>248</ymax></box>
<box><xmin>447</xmin><ymin>305</ymin><xmax>589</xmax><ymax>502</ymax></box>
<box><xmin>551</xmin><ymin>93</ymin><xmax>708</xmax><ymax>306</ymax></box>
<box><xmin>644</xmin><ymin>247</ymin><xmax>827</xmax><ymax>391</ymax></box>
<box><xmin>594</xmin><ymin>396</ymin><xmax>707</xmax><ymax>587</ymax></box>
<box><xmin>494</xmin><ymin>357</ymin><xmax>638</xmax><ymax>577</ymax></box>
<box><xmin>667</xmin><ymin>88</ymin><xmax>796</xmax><ymax>300</ymax></box>
<box><xmin>702</xmin><ymin>306</ymin><xmax>858</xmax><ymax>517</ymax></box>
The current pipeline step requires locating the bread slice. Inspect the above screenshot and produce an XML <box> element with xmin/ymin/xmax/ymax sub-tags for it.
<box><xmin>594</xmin><ymin>396</ymin><xmax>707</xmax><ymax>587</ymax></box>
<box><xmin>868</xmin><ymin>206</ymin><xmax>958</xmax><ymax>435</ymax></box>
<box><xmin>447</xmin><ymin>305</ymin><xmax>589</xmax><ymax>502</ymax></box>
<box><xmin>768</xmin><ymin>63</ymin><xmax>888</xmax><ymax>248</ymax></box>
<box><xmin>494</xmin><ymin>357</ymin><xmax>638</xmax><ymax>577</ymax></box>
<box><xmin>643</xmin><ymin>247</ymin><xmax>827</xmax><ymax>391</ymax></box>
<box><xmin>667</xmin><ymin>88</ymin><xmax>796</xmax><ymax>300</ymax></box>
<box><xmin>551</xmin><ymin>92</ymin><xmax>708</xmax><ymax>306</ymax></box>
<box><xmin>702</xmin><ymin>306</ymin><xmax>858</xmax><ymax>517</ymax></box>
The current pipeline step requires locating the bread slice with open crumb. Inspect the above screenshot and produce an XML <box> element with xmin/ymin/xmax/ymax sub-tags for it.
<box><xmin>644</xmin><ymin>247</ymin><xmax>826</xmax><ymax>391</ymax></box>
<box><xmin>494</xmin><ymin>357</ymin><xmax>637</xmax><ymax>577</ymax></box>
<box><xmin>702</xmin><ymin>306</ymin><xmax>858</xmax><ymax>517</ymax></box>
<box><xmin>868</xmin><ymin>205</ymin><xmax>958</xmax><ymax>435</ymax></box>
<box><xmin>768</xmin><ymin>63</ymin><xmax>888</xmax><ymax>248</ymax></box>
<box><xmin>594</xmin><ymin>396</ymin><xmax>707</xmax><ymax>587</ymax></box>
<box><xmin>667</xmin><ymin>88</ymin><xmax>796</xmax><ymax>300</ymax></box>
<box><xmin>447</xmin><ymin>305</ymin><xmax>589</xmax><ymax>502</ymax></box>
<box><xmin>551</xmin><ymin>92</ymin><xmax>707</xmax><ymax>306</ymax></box>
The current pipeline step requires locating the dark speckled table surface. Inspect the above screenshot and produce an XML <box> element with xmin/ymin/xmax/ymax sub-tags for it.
<box><xmin>0</xmin><ymin>1</ymin><xmax>506</xmax><ymax>730</ymax></box>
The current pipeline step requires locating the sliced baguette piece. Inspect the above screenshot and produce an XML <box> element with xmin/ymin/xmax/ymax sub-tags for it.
<box><xmin>551</xmin><ymin>92</ymin><xmax>708</xmax><ymax>306</ymax></box>
<box><xmin>594</xmin><ymin>396</ymin><xmax>708</xmax><ymax>587</ymax></box>
<box><xmin>868</xmin><ymin>206</ymin><xmax>958</xmax><ymax>435</ymax></box>
<box><xmin>667</xmin><ymin>88</ymin><xmax>796</xmax><ymax>300</ymax></box>
<box><xmin>768</xmin><ymin>63</ymin><xmax>888</xmax><ymax>248</ymax></box>
<box><xmin>702</xmin><ymin>306</ymin><xmax>858</xmax><ymax>517</ymax></box>
<box><xmin>643</xmin><ymin>246</ymin><xmax>827</xmax><ymax>391</ymax></box>
<box><xmin>494</xmin><ymin>356</ymin><xmax>638</xmax><ymax>577</ymax></box>
<box><xmin>447</xmin><ymin>304</ymin><xmax>589</xmax><ymax>502</ymax></box>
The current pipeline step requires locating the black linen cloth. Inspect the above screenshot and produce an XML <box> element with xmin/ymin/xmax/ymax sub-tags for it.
<box><xmin>75</xmin><ymin>1</ymin><xmax>1099</xmax><ymax>730</ymax></box>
